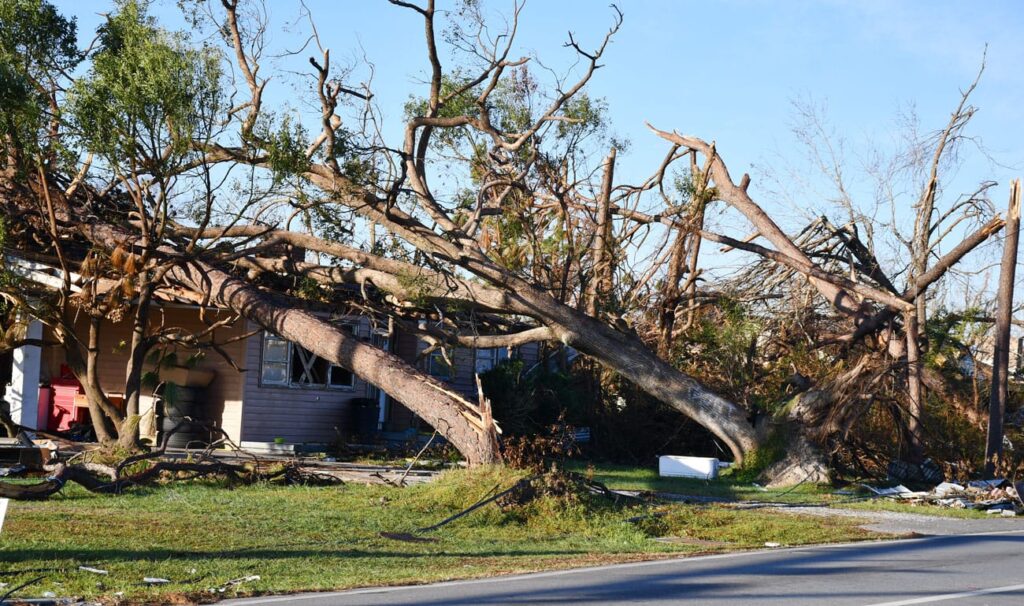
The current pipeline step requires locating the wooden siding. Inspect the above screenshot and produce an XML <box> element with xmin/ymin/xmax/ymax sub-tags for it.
<box><xmin>239</xmin><ymin>318</ymin><xmax>371</xmax><ymax>443</ymax></box>
<box><xmin>41</xmin><ymin>306</ymin><xmax>248</xmax><ymax>441</ymax></box>
<box><xmin>381</xmin><ymin>332</ymin><xmax>542</xmax><ymax>431</ymax></box>
<box><xmin>383</xmin><ymin>331</ymin><xmax>421</xmax><ymax>431</ymax></box>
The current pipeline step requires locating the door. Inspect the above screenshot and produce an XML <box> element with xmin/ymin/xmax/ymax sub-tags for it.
<box><xmin>369</xmin><ymin>331</ymin><xmax>390</xmax><ymax>429</ymax></box>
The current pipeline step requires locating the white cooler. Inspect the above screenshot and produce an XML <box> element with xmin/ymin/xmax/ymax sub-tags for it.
<box><xmin>659</xmin><ymin>455</ymin><xmax>721</xmax><ymax>479</ymax></box>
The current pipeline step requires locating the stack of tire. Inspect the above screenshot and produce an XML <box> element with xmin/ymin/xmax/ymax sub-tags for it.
<box><xmin>158</xmin><ymin>385</ymin><xmax>210</xmax><ymax>449</ymax></box>
<box><xmin>349</xmin><ymin>397</ymin><xmax>380</xmax><ymax>442</ymax></box>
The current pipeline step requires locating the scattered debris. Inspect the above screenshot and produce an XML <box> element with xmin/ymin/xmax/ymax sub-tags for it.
<box><xmin>0</xmin><ymin>575</ymin><xmax>45</xmax><ymax>603</ymax></box>
<box><xmin>969</xmin><ymin>479</ymin><xmax>1008</xmax><ymax>490</ymax></box>
<box><xmin>211</xmin><ymin>575</ymin><xmax>261</xmax><ymax>593</ymax></box>
<box><xmin>863</xmin><ymin>477</ymin><xmax>1022</xmax><ymax>513</ymax></box>
<box><xmin>932</xmin><ymin>482</ymin><xmax>964</xmax><ymax>497</ymax></box>
<box><xmin>0</xmin><ymin>437</ymin><xmax>56</xmax><ymax>471</ymax></box>
<box><xmin>0</xmin><ymin>464</ymin><xmax>27</xmax><ymax>477</ymax></box>
<box><xmin>142</xmin><ymin>577</ymin><xmax>170</xmax><ymax>585</ymax></box>
<box><xmin>861</xmin><ymin>484</ymin><xmax>913</xmax><ymax>497</ymax></box>
<box><xmin>764</xmin><ymin>541</ymin><xmax>782</xmax><ymax>548</ymax></box>
<box><xmin>887</xmin><ymin>459</ymin><xmax>943</xmax><ymax>485</ymax></box>
<box><xmin>659</xmin><ymin>455</ymin><xmax>722</xmax><ymax>480</ymax></box>
<box><xmin>78</xmin><ymin>566</ymin><xmax>107</xmax><ymax>575</ymax></box>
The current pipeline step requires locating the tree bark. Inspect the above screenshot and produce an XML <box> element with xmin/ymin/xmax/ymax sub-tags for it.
<box><xmin>165</xmin><ymin>259</ymin><xmax>502</xmax><ymax>466</ymax></box>
<box><xmin>904</xmin><ymin>311</ymin><xmax>925</xmax><ymax>462</ymax></box>
<box><xmin>120</xmin><ymin>278</ymin><xmax>155</xmax><ymax>448</ymax></box>
<box><xmin>985</xmin><ymin>179</ymin><xmax>1021</xmax><ymax>476</ymax></box>
<box><xmin>586</xmin><ymin>147</ymin><xmax>615</xmax><ymax>317</ymax></box>
<box><xmin>506</xmin><ymin>281</ymin><xmax>760</xmax><ymax>461</ymax></box>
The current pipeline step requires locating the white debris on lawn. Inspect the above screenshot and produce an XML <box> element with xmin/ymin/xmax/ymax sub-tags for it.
<box><xmin>863</xmin><ymin>478</ymin><xmax>1021</xmax><ymax>513</ymax></box>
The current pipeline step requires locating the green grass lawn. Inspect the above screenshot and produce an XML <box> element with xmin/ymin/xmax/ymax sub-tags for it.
<box><xmin>567</xmin><ymin>462</ymin><xmax>835</xmax><ymax>502</ymax></box>
<box><xmin>0</xmin><ymin>466</ymin><xmax>879</xmax><ymax>603</ymax></box>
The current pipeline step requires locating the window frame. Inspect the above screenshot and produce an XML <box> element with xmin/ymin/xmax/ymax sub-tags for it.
<box><xmin>260</xmin><ymin>333</ymin><xmax>290</xmax><ymax>386</ymax></box>
<box><xmin>427</xmin><ymin>348</ymin><xmax>455</xmax><ymax>381</ymax></box>
<box><xmin>474</xmin><ymin>347</ymin><xmax>509</xmax><ymax>374</ymax></box>
<box><xmin>259</xmin><ymin>326</ymin><xmax>357</xmax><ymax>390</ymax></box>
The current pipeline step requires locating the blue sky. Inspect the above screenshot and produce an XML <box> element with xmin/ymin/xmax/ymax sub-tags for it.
<box><xmin>58</xmin><ymin>0</ymin><xmax>1024</xmax><ymax>286</ymax></box>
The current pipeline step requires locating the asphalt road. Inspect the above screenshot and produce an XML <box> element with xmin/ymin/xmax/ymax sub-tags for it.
<box><xmin>224</xmin><ymin>530</ymin><xmax>1024</xmax><ymax>606</ymax></box>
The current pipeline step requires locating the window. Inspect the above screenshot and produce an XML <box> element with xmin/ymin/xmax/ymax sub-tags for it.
<box><xmin>475</xmin><ymin>347</ymin><xmax>509</xmax><ymax>374</ymax></box>
<box><xmin>261</xmin><ymin>334</ymin><xmax>289</xmax><ymax>385</ymax></box>
<box><xmin>428</xmin><ymin>349</ymin><xmax>454</xmax><ymax>380</ymax></box>
<box><xmin>260</xmin><ymin>326</ymin><xmax>356</xmax><ymax>389</ymax></box>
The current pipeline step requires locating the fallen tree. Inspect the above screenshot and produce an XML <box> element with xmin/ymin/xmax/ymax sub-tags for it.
<box><xmin>0</xmin><ymin>0</ymin><xmax>1013</xmax><ymax>476</ymax></box>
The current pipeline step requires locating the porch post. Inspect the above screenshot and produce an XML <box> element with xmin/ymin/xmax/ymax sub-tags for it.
<box><xmin>9</xmin><ymin>319</ymin><xmax>43</xmax><ymax>429</ymax></box>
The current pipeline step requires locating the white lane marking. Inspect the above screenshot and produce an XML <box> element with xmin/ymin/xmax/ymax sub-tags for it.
<box><xmin>223</xmin><ymin>529</ymin><xmax>1024</xmax><ymax>605</ymax></box>
<box><xmin>863</xmin><ymin>582</ymin><xmax>1024</xmax><ymax>605</ymax></box>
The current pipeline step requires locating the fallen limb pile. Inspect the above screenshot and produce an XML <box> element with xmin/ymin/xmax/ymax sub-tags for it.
<box><xmin>0</xmin><ymin>422</ymin><xmax>350</xmax><ymax>500</ymax></box>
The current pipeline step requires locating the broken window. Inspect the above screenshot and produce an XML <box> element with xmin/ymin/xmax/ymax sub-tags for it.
<box><xmin>260</xmin><ymin>325</ymin><xmax>356</xmax><ymax>389</ymax></box>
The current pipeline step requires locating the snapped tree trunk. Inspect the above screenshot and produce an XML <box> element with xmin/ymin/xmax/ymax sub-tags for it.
<box><xmin>585</xmin><ymin>147</ymin><xmax>615</xmax><ymax>317</ymax></box>
<box><xmin>986</xmin><ymin>179</ymin><xmax>1021</xmax><ymax>477</ymax></box>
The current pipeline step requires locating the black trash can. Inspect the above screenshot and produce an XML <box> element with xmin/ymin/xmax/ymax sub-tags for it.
<box><xmin>350</xmin><ymin>398</ymin><xmax>380</xmax><ymax>440</ymax></box>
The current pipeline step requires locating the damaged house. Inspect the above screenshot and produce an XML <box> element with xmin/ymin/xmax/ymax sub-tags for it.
<box><xmin>1</xmin><ymin>253</ymin><xmax>538</xmax><ymax>450</ymax></box>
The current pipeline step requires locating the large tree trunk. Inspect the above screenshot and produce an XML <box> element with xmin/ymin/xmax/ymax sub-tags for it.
<box><xmin>167</xmin><ymin>260</ymin><xmax>502</xmax><ymax>466</ymax></box>
<box><xmin>986</xmin><ymin>179</ymin><xmax>1021</xmax><ymax>476</ymax></box>
<box><xmin>585</xmin><ymin>147</ymin><xmax>615</xmax><ymax>317</ymax></box>
<box><xmin>513</xmin><ymin>283</ymin><xmax>760</xmax><ymax>462</ymax></box>
<box><xmin>904</xmin><ymin>311</ymin><xmax>925</xmax><ymax>462</ymax></box>
<box><xmin>49</xmin><ymin>207</ymin><xmax>505</xmax><ymax>464</ymax></box>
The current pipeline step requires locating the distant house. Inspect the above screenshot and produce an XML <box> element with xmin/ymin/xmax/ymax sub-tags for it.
<box><xmin>1</xmin><ymin>258</ymin><xmax>539</xmax><ymax>447</ymax></box>
<box><xmin>957</xmin><ymin>333</ymin><xmax>1024</xmax><ymax>382</ymax></box>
